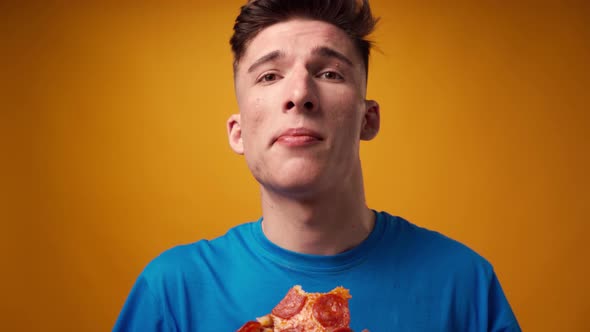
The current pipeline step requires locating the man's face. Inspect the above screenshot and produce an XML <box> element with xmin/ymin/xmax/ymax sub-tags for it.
<box><xmin>228</xmin><ymin>19</ymin><xmax>379</xmax><ymax>197</ymax></box>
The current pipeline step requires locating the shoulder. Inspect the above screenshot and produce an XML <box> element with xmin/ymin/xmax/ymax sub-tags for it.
<box><xmin>378</xmin><ymin>211</ymin><xmax>494</xmax><ymax>277</ymax></box>
<box><xmin>378</xmin><ymin>213</ymin><xmax>521</xmax><ymax>330</ymax></box>
<box><xmin>140</xmin><ymin>221</ymin><xmax>256</xmax><ymax>283</ymax></box>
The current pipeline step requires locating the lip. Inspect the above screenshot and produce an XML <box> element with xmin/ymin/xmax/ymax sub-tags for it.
<box><xmin>273</xmin><ymin>128</ymin><xmax>324</xmax><ymax>147</ymax></box>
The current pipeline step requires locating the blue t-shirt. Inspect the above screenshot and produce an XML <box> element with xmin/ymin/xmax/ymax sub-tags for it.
<box><xmin>114</xmin><ymin>211</ymin><xmax>520</xmax><ymax>331</ymax></box>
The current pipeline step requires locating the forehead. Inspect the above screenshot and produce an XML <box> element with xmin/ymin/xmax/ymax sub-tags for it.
<box><xmin>237</xmin><ymin>19</ymin><xmax>361</xmax><ymax>73</ymax></box>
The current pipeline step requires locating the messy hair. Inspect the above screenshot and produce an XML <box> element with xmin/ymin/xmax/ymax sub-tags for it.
<box><xmin>230</xmin><ymin>0</ymin><xmax>378</xmax><ymax>75</ymax></box>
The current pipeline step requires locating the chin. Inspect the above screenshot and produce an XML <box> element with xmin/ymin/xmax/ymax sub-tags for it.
<box><xmin>259</xmin><ymin>171</ymin><xmax>329</xmax><ymax>198</ymax></box>
<box><xmin>252</xmin><ymin>158</ymin><xmax>340</xmax><ymax>197</ymax></box>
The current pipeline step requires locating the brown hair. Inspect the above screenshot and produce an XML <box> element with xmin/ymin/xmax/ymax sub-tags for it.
<box><xmin>230</xmin><ymin>0</ymin><xmax>378</xmax><ymax>75</ymax></box>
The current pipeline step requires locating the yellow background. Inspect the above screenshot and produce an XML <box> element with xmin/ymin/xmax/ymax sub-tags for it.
<box><xmin>2</xmin><ymin>1</ymin><xmax>589</xmax><ymax>331</ymax></box>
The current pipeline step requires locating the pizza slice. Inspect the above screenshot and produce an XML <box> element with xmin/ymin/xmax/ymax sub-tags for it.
<box><xmin>238</xmin><ymin>285</ymin><xmax>364</xmax><ymax>332</ymax></box>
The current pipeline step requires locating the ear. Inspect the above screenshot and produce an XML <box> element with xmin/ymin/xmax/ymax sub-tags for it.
<box><xmin>227</xmin><ymin>114</ymin><xmax>244</xmax><ymax>154</ymax></box>
<box><xmin>360</xmin><ymin>100</ymin><xmax>380</xmax><ymax>141</ymax></box>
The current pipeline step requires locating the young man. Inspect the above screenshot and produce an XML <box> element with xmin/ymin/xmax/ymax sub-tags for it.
<box><xmin>114</xmin><ymin>1</ymin><xmax>521</xmax><ymax>331</ymax></box>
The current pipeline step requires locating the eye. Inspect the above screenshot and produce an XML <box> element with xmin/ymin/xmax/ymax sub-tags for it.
<box><xmin>257</xmin><ymin>73</ymin><xmax>280</xmax><ymax>83</ymax></box>
<box><xmin>319</xmin><ymin>71</ymin><xmax>343</xmax><ymax>81</ymax></box>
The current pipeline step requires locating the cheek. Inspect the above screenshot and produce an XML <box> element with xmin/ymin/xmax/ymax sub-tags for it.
<box><xmin>241</xmin><ymin>97</ymin><xmax>267</xmax><ymax>144</ymax></box>
<box><xmin>250</xmin><ymin>97</ymin><xmax>266</xmax><ymax>127</ymax></box>
<box><xmin>330</xmin><ymin>90</ymin><xmax>365</xmax><ymax>129</ymax></box>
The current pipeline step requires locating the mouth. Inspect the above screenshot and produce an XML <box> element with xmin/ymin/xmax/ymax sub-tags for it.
<box><xmin>273</xmin><ymin>128</ymin><xmax>324</xmax><ymax>147</ymax></box>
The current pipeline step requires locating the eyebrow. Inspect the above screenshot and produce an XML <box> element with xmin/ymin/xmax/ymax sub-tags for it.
<box><xmin>245</xmin><ymin>47</ymin><xmax>354</xmax><ymax>74</ymax></box>
<box><xmin>311</xmin><ymin>46</ymin><xmax>354</xmax><ymax>67</ymax></box>
<box><xmin>247</xmin><ymin>50</ymin><xmax>285</xmax><ymax>73</ymax></box>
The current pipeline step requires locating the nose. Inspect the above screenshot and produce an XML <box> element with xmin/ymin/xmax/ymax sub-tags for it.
<box><xmin>283</xmin><ymin>71</ymin><xmax>318</xmax><ymax>113</ymax></box>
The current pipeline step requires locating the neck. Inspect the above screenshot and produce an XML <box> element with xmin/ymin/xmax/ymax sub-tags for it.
<box><xmin>259</xmin><ymin>167</ymin><xmax>375</xmax><ymax>255</ymax></box>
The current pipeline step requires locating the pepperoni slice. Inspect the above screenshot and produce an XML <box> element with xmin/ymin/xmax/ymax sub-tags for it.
<box><xmin>312</xmin><ymin>293</ymin><xmax>350</xmax><ymax>328</ymax></box>
<box><xmin>271</xmin><ymin>287</ymin><xmax>307</xmax><ymax>319</ymax></box>
<box><xmin>331</xmin><ymin>328</ymin><xmax>353</xmax><ymax>332</ymax></box>
<box><xmin>236</xmin><ymin>321</ymin><xmax>262</xmax><ymax>332</ymax></box>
